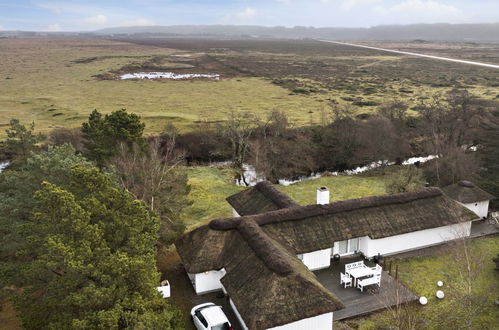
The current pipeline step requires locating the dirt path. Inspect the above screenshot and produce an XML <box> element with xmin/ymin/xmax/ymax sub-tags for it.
<box><xmin>318</xmin><ymin>40</ymin><xmax>499</xmax><ymax>70</ymax></box>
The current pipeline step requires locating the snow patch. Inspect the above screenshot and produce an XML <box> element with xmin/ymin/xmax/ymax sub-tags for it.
<box><xmin>119</xmin><ymin>72</ymin><xmax>220</xmax><ymax>80</ymax></box>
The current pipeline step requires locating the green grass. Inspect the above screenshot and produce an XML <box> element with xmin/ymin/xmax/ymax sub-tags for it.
<box><xmin>2</xmin><ymin>38</ymin><xmax>499</xmax><ymax>138</ymax></box>
<box><xmin>281</xmin><ymin>175</ymin><xmax>388</xmax><ymax>205</ymax></box>
<box><xmin>0</xmin><ymin>38</ymin><xmax>325</xmax><ymax>138</ymax></box>
<box><xmin>180</xmin><ymin>166</ymin><xmax>243</xmax><ymax>228</ymax></box>
<box><xmin>341</xmin><ymin>235</ymin><xmax>499</xmax><ymax>329</ymax></box>
<box><xmin>180</xmin><ymin>166</ymin><xmax>390</xmax><ymax>228</ymax></box>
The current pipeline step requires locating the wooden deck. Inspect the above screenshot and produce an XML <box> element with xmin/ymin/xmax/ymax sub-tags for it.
<box><xmin>315</xmin><ymin>257</ymin><xmax>418</xmax><ymax>321</ymax></box>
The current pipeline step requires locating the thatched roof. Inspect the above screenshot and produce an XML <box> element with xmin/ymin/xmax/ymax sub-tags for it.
<box><xmin>175</xmin><ymin>183</ymin><xmax>477</xmax><ymax>329</ymax></box>
<box><xmin>226</xmin><ymin>181</ymin><xmax>299</xmax><ymax>216</ymax></box>
<box><xmin>175</xmin><ymin>225</ymin><xmax>233</xmax><ymax>273</ymax></box>
<box><xmin>221</xmin><ymin>230</ymin><xmax>344</xmax><ymax>330</ymax></box>
<box><xmin>442</xmin><ymin>180</ymin><xmax>496</xmax><ymax>204</ymax></box>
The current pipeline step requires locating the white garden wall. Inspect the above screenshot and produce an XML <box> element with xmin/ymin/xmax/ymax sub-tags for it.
<box><xmin>299</xmin><ymin>248</ymin><xmax>332</xmax><ymax>271</ymax></box>
<box><xmin>461</xmin><ymin>201</ymin><xmax>488</xmax><ymax>219</ymax></box>
<box><xmin>360</xmin><ymin>221</ymin><xmax>472</xmax><ymax>258</ymax></box>
<box><xmin>188</xmin><ymin>269</ymin><xmax>226</xmax><ymax>294</ymax></box>
<box><xmin>230</xmin><ymin>298</ymin><xmax>249</xmax><ymax>330</ymax></box>
<box><xmin>266</xmin><ymin>312</ymin><xmax>333</xmax><ymax>330</ymax></box>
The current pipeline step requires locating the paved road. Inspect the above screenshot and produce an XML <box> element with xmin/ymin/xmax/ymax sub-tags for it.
<box><xmin>318</xmin><ymin>39</ymin><xmax>499</xmax><ymax>70</ymax></box>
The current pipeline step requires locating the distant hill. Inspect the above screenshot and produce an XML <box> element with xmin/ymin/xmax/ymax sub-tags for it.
<box><xmin>94</xmin><ymin>23</ymin><xmax>499</xmax><ymax>43</ymax></box>
<box><xmin>2</xmin><ymin>23</ymin><xmax>499</xmax><ymax>43</ymax></box>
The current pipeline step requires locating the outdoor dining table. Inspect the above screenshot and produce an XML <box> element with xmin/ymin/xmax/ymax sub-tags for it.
<box><xmin>346</xmin><ymin>266</ymin><xmax>375</xmax><ymax>287</ymax></box>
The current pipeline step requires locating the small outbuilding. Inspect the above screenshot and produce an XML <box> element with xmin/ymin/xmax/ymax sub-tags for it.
<box><xmin>442</xmin><ymin>180</ymin><xmax>496</xmax><ymax>219</ymax></box>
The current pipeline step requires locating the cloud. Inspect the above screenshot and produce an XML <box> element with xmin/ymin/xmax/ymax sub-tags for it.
<box><xmin>340</xmin><ymin>0</ymin><xmax>383</xmax><ymax>11</ymax></box>
<box><xmin>84</xmin><ymin>14</ymin><xmax>108</xmax><ymax>25</ymax></box>
<box><xmin>220</xmin><ymin>7</ymin><xmax>257</xmax><ymax>24</ymax></box>
<box><xmin>119</xmin><ymin>18</ymin><xmax>155</xmax><ymax>26</ymax></box>
<box><xmin>0</xmin><ymin>24</ymin><xmax>4</xmax><ymax>30</ymax></box>
<box><xmin>237</xmin><ymin>7</ymin><xmax>256</xmax><ymax>19</ymax></box>
<box><xmin>45</xmin><ymin>23</ymin><xmax>61</xmax><ymax>31</ymax></box>
<box><xmin>373</xmin><ymin>0</ymin><xmax>465</xmax><ymax>23</ymax></box>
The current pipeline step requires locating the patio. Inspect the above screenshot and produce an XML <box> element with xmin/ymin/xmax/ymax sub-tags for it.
<box><xmin>314</xmin><ymin>257</ymin><xmax>418</xmax><ymax>321</ymax></box>
<box><xmin>470</xmin><ymin>219</ymin><xmax>499</xmax><ymax>238</ymax></box>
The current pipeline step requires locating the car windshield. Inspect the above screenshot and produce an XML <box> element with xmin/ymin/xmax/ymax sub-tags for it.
<box><xmin>211</xmin><ymin>322</ymin><xmax>230</xmax><ymax>330</ymax></box>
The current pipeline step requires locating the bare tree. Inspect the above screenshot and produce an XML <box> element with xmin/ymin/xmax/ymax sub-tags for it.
<box><xmin>435</xmin><ymin>233</ymin><xmax>497</xmax><ymax>330</ymax></box>
<box><xmin>418</xmin><ymin>90</ymin><xmax>486</xmax><ymax>185</ymax></box>
<box><xmin>385</xmin><ymin>165</ymin><xmax>425</xmax><ymax>194</ymax></box>
<box><xmin>109</xmin><ymin>128</ymin><xmax>191</xmax><ymax>245</ymax></box>
<box><xmin>250</xmin><ymin>111</ymin><xmax>316</xmax><ymax>183</ymax></box>
<box><xmin>219</xmin><ymin>112</ymin><xmax>258</xmax><ymax>185</ymax></box>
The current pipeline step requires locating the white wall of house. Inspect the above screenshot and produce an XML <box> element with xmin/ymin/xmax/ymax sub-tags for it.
<box><xmin>460</xmin><ymin>200</ymin><xmax>488</xmax><ymax>219</ymax></box>
<box><xmin>187</xmin><ymin>269</ymin><xmax>226</xmax><ymax>295</ymax></box>
<box><xmin>359</xmin><ymin>221</ymin><xmax>472</xmax><ymax>258</ymax></box>
<box><xmin>298</xmin><ymin>248</ymin><xmax>332</xmax><ymax>271</ymax></box>
<box><xmin>230</xmin><ymin>298</ymin><xmax>249</xmax><ymax>330</ymax></box>
<box><xmin>232</xmin><ymin>208</ymin><xmax>240</xmax><ymax>217</ymax></box>
<box><xmin>266</xmin><ymin>312</ymin><xmax>333</xmax><ymax>330</ymax></box>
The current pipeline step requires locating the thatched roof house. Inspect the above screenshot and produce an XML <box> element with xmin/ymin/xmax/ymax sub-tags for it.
<box><xmin>226</xmin><ymin>181</ymin><xmax>299</xmax><ymax>216</ymax></box>
<box><xmin>443</xmin><ymin>180</ymin><xmax>496</xmax><ymax>219</ymax></box>
<box><xmin>443</xmin><ymin>180</ymin><xmax>496</xmax><ymax>204</ymax></box>
<box><xmin>176</xmin><ymin>183</ymin><xmax>476</xmax><ymax>330</ymax></box>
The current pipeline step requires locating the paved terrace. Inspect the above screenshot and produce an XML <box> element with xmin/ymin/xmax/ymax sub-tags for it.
<box><xmin>315</xmin><ymin>257</ymin><xmax>418</xmax><ymax>321</ymax></box>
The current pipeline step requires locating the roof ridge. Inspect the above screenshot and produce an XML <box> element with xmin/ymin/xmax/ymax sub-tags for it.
<box><xmin>236</xmin><ymin>219</ymin><xmax>294</xmax><ymax>275</ymax></box>
<box><xmin>210</xmin><ymin>187</ymin><xmax>443</xmax><ymax>230</ymax></box>
<box><xmin>255</xmin><ymin>181</ymin><xmax>300</xmax><ymax>209</ymax></box>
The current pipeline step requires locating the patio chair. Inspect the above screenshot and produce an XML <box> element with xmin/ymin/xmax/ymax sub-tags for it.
<box><xmin>357</xmin><ymin>276</ymin><xmax>379</xmax><ymax>292</ymax></box>
<box><xmin>371</xmin><ymin>264</ymin><xmax>382</xmax><ymax>276</ymax></box>
<box><xmin>340</xmin><ymin>272</ymin><xmax>352</xmax><ymax>288</ymax></box>
<box><xmin>345</xmin><ymin>261</ymin><xmax>365</xmax><ymax>272</ymax></box>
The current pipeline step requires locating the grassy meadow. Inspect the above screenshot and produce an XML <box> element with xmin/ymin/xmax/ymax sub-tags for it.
<box><xmin>2</xmin><ymin>37</ymin><xmax>499</xmax><ymax>138</ymax></box>
<box><xmin>0</xmin><ymin>38</ymin><xmax>325</xmax><ymax>138</ymax></box>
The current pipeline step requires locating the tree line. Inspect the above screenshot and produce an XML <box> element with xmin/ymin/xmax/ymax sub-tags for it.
<box><xmin>174</xmin><ymin>89</ymin><xmax>499</xmax><ymax>202</ymax></box>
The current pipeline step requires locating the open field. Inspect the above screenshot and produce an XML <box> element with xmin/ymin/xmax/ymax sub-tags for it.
<box><xmin>2</xmin><ymin>37</ymin><xmax>499</xmax><ymax>138</ymax></box>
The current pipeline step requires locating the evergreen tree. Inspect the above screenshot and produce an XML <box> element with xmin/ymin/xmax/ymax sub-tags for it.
<box><xmin>81</xmin><ymin>109</ymin><xmax>146</xmax><ymax>167</ymax></box>
<box><xmin>2</xmin><ymin>119</ymin><xmax>43</xmax><ymax>168</ymax></box>
<box><xmin>0</xmin><ymin>146</ymin><xmax>183</xmax><ymax>329</ymax></box>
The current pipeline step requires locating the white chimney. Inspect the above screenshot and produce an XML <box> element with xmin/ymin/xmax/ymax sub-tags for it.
<box><xmin>317</xmin><ymin>186</ymin><xmax>330</xmax><ymax>205</ymax></box>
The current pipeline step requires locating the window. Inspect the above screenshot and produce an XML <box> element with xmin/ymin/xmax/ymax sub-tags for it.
<box><xmin>336</xmin><ymin>238</ymin><xmax>360</xmax><ymax>255</ymax></box>
<box><xmin>349</xmin><ymin>238</ymin><xmax>359</xmax><ymax>252</ymax></box>
<box><xmin>195</xmin><ymin>311</ymin><xmax>208</xmax><ymax>328</ymax></box>
<box><xmin>212</xmin><ymin>322</ymin><xmax>231</xmax><ymax>330</ymax></box>
<box><xmin>338</xmin><ymin>240</ymin><xmax>348</xmax><ymax>254</ymax></box>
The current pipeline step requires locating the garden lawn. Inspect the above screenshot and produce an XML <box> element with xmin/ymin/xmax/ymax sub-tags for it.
<box><xmin>180</xmin><ymin>166</ymin><xmax>390</xmax><ymax>228</ymax></box>
<box><xmin>340</xmin><ymin>235</ymin><xmax>499</xmax><ymax>329</ymax></box>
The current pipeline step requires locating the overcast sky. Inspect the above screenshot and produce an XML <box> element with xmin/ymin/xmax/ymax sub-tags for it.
<box><xmin>0</xmin><ymin>0</ymin><xmax>498</xmax><ymax>31</ymax></box>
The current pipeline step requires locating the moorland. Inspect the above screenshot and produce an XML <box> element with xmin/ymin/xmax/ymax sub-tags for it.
<box><xmin>1</xmin><ymin>37</ymin><xmax>499</xmax><ymax>137</ymax></box>
<box><xmin>1</xmin><ymin>36</ymin><xmax>499</xmax><ymax>330</ymax></box>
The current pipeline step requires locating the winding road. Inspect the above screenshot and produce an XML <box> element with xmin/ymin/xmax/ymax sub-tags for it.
<box><xmin>318</xmin><ymin>40</ymin><xmax>499</xmax><ymax>70</ymax></box>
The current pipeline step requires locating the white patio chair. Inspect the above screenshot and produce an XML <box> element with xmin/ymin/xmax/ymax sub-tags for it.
<box><xmin>371</xmin><ymin>264</ymin><xmax>382</xmax><ymax>276</ymax></box>
<box><xmin>357</xmin><ymin>276</ymin><xmax>380</xmax><ymax>292</ymax></box>
<box><xmin>340</xmin><ymin>272</ymin><xmax>352</xmax><ymax>288</ymax></box>
<box><xmin>345</xmin><ymin>261</ymin><xmax>364</xmax><ymax>272</ymax></box>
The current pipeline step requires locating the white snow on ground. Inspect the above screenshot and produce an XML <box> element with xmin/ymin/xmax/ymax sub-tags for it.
<box><xmin>0</xmin><ymin>161</ymin><xmax>9</xmax><ymax>173</ymax></box>
<box><xmin>119</xmin><ymin>72</ymin><xmax>220</xmax><ymax>80</ymax></box>
<box><xmin>236</xmin><ymin>155</ymin><xmax>438</xmax><ymax>187</ymax></box>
